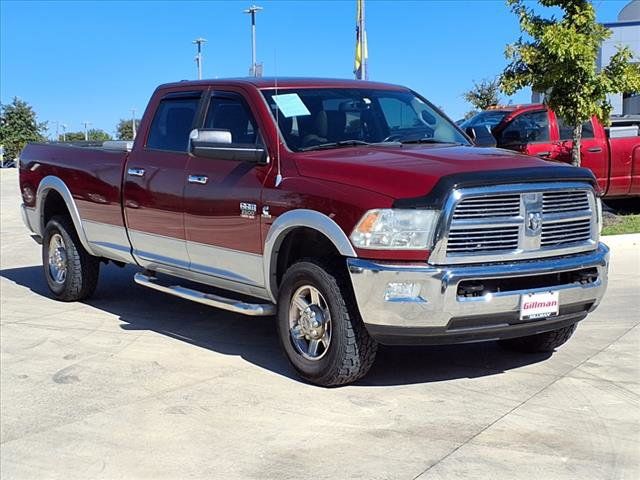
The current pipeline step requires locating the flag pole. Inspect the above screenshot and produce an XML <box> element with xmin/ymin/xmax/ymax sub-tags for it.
<box><xmin>354</xmin><ymin>0</ymin><xmax>368</xmax><ymax>80</ymax></box>
<box><xmin>360</xmin><ymin>0</ymin><xmax>366</xmax><ymax>80</ymax></box>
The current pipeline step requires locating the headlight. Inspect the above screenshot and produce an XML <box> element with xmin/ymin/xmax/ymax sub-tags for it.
<box><xmin>350</xmin><ymin>209</ymin><xmax>439</xmax><ymax>250</ymax></box>
<box><xmin>596</xmin><ymin>197</ymin><xmax>603</xmax><ymax>235</ymax></box>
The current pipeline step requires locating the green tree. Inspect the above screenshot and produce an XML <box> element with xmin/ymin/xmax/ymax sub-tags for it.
<box><xmin>500</xmin><ymin>0</ymin><xmax>640</xmax><ymax>166</ymax></box>
<box><xmin>60</xmin><ymin>129</ymin><xmax>112</xmax><ymax>142</ymax></box>
<box><xmin>88</xmin><ymin>129</ymin><xmax>112</xmax><ymax>142</ymax></box>
<box><xmin>62</xmin><ymin>131</ymin><xmax>86</xmax><ymax>142</ymax></box>
<box><xmin>463</xmin><ymin>78</ymin><xmax>502</xmax><ymax>117</ymax></box>
<box><xmin>0</xmin><ymin>97</ymin><xmax>47</xmax><ymax>161</ymax></box>
<box><xmin>116</xmin><ymin>118</ymin><xmax>140</xmax><ymax>140</ymax></box>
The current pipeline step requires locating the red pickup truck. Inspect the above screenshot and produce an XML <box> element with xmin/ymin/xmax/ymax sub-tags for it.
<box><xmin>461</xmin><ymin>105</ymin><xmax>640</xmax><ymax>198</ymax></box>
<box><xmin>19</xmin><ymin>78</ymin><xmax>609</xmax><ymax>386</ymax></box>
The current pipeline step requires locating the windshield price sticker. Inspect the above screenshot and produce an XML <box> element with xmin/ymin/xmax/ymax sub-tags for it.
<box><xmin>520</xmin><ymin>291</ymin><xmax>559</xmax><ymax>320</ymax></box>
<box><xmin>272</xmin><ymin>93</ymin><xmax>311</xmax><ymax>118</ymax></box>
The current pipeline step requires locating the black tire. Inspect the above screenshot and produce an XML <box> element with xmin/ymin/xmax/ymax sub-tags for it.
<box><xmin>276</xmin><ymin>259</ymin><xmax>378</xmax><ymax>387</ymax></box>
<box><xmin>42</xmin><ymin>215</ymin><xmax>100</xmax><ymax>301</ymax></box>
<box><xmin>499</xmin><ymin>324</ymin><xmax>577</xmax><ymax>353</ymax></box>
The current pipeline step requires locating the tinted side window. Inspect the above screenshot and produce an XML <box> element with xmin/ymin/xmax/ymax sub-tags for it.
<box><xmin>557</xmin><ymin>116</ymin><xmax>595</xmax><ymax>140</ymax></box>
<box><xmin>205</xmin><ymin>97</ymin><xmax>259</xmax><ymax>145</ymax></box>
<box><xmin>147</xmin><ymin>97</ymin><xmax>200</xmax><ymax>152</ymax></box>
<box><xmin>497</xmin><ymin>110</ymin><xmax>550</xmax><ymax>145</ymax></box>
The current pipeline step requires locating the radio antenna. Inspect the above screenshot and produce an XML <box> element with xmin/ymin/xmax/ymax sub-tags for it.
<box><xmin>274</xmin><ymin>49</ymin><xmax>283</xmax><ymax>187</ymax></box>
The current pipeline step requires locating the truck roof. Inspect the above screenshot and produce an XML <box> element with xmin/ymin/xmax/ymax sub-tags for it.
<box><xmin>484</xmin><ymin>104</ymin><xmax>545</xmax><ymax>112</ymax></box>
<box><xmin>157</xmin><ymin>77</ymin><xmax>408</xmax><ymax>91</ymax></box>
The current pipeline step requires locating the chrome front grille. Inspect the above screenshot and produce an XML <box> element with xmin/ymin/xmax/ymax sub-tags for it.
<box><xmin>431</xmin><ymin>183</ymin><xmax>598</xmax><ymax>265</ymax></box>
<box><xmin>541</xmin><ymin>218</ymin><xmax>592</xmax><ymax>246</ymax></box>
<box><xmin>452</xmin><ymin>194</ymin><xmax>520</xmax><ymax>219</ymax></box>
<box><xmin>447</xmin><ymin>226</ymin><xmax>519</xmax><ymax>252</ymax></box>
<box><xmin>542</xmin><ymin>191</ymin><xmax>590</xmax><ymax>213</ymax></box>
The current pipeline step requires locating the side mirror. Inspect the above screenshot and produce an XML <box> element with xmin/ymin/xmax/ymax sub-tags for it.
<box><xmin>466</xmin><ymin>126</ymin><xmax>497</xmax><ymax>148</ymax></box>
<box><xmin>194</xmin><ymin>129</ymin><xmax>232</xmax><ymax>145</ymax></box>
<box><xmin>189</xmin><ymin>128</ymin><xmax>268</xmax><ymax>164</ymax></box>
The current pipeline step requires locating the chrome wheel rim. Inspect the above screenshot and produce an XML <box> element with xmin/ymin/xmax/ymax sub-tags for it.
<box><xmin>288</xmin><ymin>285</ymin><xmax>332</xmax><ymax>361</ymax></box>
<box><xmin>48</xmin><ymin>233</ymin><xmax>67</xmax><ymax>284</ymax></box>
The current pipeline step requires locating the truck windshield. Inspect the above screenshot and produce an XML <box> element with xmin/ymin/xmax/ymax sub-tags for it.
<box><xmin>460</xmin><ymin>110</ymin><xmax>509</xmax><ymax>131</ymax></box>
<box><xmin>262</xmin><ymin>88</ymin><xmax>469</xmax><ymax>152</ymax></box>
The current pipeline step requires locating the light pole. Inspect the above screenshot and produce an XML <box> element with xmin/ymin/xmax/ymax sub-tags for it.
<box><xmin>61</xmin><ymin>124</ymin><xmax>67</xmax><ymax>142</ymax></box>
<box><xmin>131</xmin><ymin>109</ymin><xmax>137</xmax><ymax>139</ymax></box>
<box><xmin>243</xmin><ymin>5</ymin><xmax>262</xmax><ymax>77</ymax></box>
<box><xmin>193</xmin><ymin>37</ymin><xmax>207</xmax><ymax>80</ymax></box>
<box><xmin>82</xmin><ymin>121</ymin><xmax>92</xmax><ymax>141</ymax></box>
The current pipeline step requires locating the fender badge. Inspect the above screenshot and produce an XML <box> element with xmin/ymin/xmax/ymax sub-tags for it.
<box><xmin>240</xmin><ymin>202</ymin><xmax>257</xmax><ymax>219</ymax></box>
<box><xmin>262</xmin><ymin>206</ymin><xmax>271</xmax><ymax>219</ymax></box>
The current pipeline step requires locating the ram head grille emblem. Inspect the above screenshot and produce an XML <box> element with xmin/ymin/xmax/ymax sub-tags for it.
<box><xmin>527</xmin><ymin>211</ymin><xmax>542</xmax><ymax>233</ymax></box>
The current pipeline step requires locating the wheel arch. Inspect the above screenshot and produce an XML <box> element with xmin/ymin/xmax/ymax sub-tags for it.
<box><xmin>36</xmin><ymin>176</ymin><xmax>97</xmax><ymax>256</ymax></box>
<box><xmin>263</xmin><ymin>209</ymin><xmax>357</xmax><ymax>302</ymax></box>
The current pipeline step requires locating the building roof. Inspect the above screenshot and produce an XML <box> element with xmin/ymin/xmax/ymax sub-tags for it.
<box><xmin>618</xmin><ymin>0</ymin><xmax>640</xmax><ymax>22</ymax></box>
<box><xmin>603</xmin><ymin>0</ymin><xmax>640</xmax><ymax>27</ymax></box>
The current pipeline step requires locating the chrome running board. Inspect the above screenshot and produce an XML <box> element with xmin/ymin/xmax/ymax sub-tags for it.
<box><xmin>134</xmin><ymin>272</ymin><xmax>275</xmax><ymax>316</ymax></box>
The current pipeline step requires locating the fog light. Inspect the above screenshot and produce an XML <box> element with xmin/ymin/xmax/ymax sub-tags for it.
<box><xmin>384</xmin><ymin>282</ymin><xmax>423</xmax><ymax>302</ymax></box>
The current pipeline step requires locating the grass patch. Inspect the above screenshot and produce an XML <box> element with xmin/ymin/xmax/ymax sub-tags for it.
<box><xmin>602</xmin><ymin>214</ymin><xmax>640</xmax><ymax>236</ymax></box>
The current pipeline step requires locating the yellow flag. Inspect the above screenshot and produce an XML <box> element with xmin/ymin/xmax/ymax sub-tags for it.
<box><xmin>354</xmin><ymin>0</ymin><xmax>367</xmax><ymax>79</ymax></box>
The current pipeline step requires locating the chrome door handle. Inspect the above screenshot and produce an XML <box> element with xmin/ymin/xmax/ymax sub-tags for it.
<box><xmin>188</xmin><ymin>174</ymin><xmax>208</xmax><ymax>185</ymax></box>
<box><xmin>127</xmin><ymin>168</ymin><xmax>145</xmax><ymax>177</ymax></box>
<box><xmin>587</xmin><ymin>147</ymin><xmax>602</xmax><ymax>153</ymax></box>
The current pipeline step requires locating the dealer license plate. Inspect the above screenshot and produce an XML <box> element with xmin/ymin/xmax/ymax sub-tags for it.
<box><xmin>519</xmin><ymin>291</ymin><xmax>559</xmax><ymax>320</ymax></box>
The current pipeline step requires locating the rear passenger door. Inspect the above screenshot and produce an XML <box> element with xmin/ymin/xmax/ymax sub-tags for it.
<box><xmin>554</xmin><ymin>115</ymin><xmax>608</xmax><ymax>191</ymax></box>
<box><xmin>183</xmin><ymin>90</ymin><xmax>270</xmax><ymax>290</ymax></box>
<box><xmin>123</xmin><ymin>90</ymin><xmax>204</xmax><ymax>271</ymax></box>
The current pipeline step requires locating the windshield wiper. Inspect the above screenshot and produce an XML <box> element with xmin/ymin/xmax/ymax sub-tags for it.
<box><xmin>399</xmin><ymin>138</ymin><xmax>460</xmax><ymax>145</ymax></box>
<box><xmin>299</xmin><ymin>140</ymin><xmax>401</xmax><ymax>152</ymax></box>
<box><xmin>300</xmin><ymin>140</ymin><xmax>371</xmax><ymax>152</ymax></box>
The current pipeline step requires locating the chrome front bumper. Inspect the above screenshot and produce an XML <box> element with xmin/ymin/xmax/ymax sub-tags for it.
<box><xmin>347</xmin><ymin>243</ymin><xmax>609</xmax><ymax>345</ymax></box>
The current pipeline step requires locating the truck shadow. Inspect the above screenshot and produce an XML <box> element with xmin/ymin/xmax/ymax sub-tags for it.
<box><xmin>1</xmin><ymin>263</ymin><xmax>552</xmax><ymax>387</ymax></box>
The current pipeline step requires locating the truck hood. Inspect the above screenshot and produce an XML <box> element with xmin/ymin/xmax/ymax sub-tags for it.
<box><xmin>294</xmin><ymin>145</ymin><xmax>565</xmax><ymax>200</ymax></box>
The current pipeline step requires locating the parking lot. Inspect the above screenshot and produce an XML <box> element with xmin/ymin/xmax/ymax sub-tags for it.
<box><xmin>1</xmin><ymin>168</ymin><xmax>638</xmax><ymax>479</ymax></box>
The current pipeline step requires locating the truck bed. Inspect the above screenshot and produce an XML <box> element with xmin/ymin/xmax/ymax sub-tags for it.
<box><xmin>19</xmin><ymin>142</ymin><xmax>130</xmax><ymax>232</ymax></box>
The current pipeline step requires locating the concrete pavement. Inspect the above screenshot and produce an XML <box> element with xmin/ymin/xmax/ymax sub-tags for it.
<box><xmin>1</xmin><ymin>168</ymin><xmax>638</xmax><ymax>479</ymax></box>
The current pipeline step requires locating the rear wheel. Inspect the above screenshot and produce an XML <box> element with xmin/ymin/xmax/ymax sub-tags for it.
<box><xmin>499</xmin><ymin>324</ymin><xmax>577</xmax><ymax>353</ymax></box>
<box><xmin>276</xmin><ymin>260</ymin><xmax>377</xmax><ymax>387</ymax></box>
<box><xmin>42</xmin><ymin>215</ymin><xmax>100</xmax><ymax>301</ymax></box>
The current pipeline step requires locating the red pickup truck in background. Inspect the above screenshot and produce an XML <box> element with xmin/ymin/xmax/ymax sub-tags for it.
<box><xmin>19</xmin><ymin>78</ymin><xmax>609</xmax><ymax>386</ymax></box>
<box><xmin>462</xmin><ymin>105</ymin><xmax>640</xmax><ymax>198</ymax></box>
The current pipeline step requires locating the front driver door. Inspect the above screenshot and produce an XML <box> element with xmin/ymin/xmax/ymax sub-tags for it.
<box><xmin>183</xmin><ymin>90</ymin><xmax>271</xmax><ymax>291</ymax></box>
<box><xmin>495</xmin><ymin>109</ymin><xmax>555</xmax><ymax>159</ymax></box>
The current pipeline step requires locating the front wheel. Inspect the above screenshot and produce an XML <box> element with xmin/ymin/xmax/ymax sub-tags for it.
<box><xmin>276</xmin><ymin>260</ymin><xmax>377</xmax><ymax>387</ymax></box>
<box><xmin>42</xmin><ymin>215</ymin><xmax>100</xmax><ymax>301</ymax></box>
<box><xmin>498</xmin><ymin>324</ymin><xmax>577</xmax><ymax>353</ymax></box>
